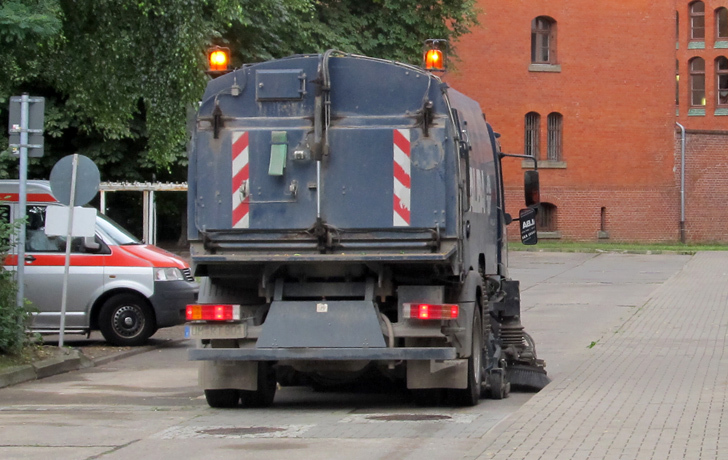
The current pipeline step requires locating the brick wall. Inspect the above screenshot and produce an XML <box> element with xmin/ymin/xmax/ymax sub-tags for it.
<box><xmin>504</xmin><ymin>186</ymin><xmax>680</xmax><ymax>242</ymax></box>
<box><xmin>677</xmin><ymin>131</ymin><xmax>728</xmax><ymax>242</ymax></box>
<box><xmin>446</xmin><ymin>0</ymin><xmax>728</xmax><ymax>242</ymax></box>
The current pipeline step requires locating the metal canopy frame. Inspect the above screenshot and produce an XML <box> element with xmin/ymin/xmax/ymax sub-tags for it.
<box><xmin>98</xmin><ymin>182</ymin><xmax>187</xmax><ymax>245</ymax></box>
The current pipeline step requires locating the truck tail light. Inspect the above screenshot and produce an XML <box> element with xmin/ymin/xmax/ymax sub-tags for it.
<box><xmin>186</xmin><ymin>304</ymin><xmax>240</xmax><ymax>321</ymax></box>
<box><xmin>403</xmin><ymin>303</ymin><xmax>459</xmax><ymax>320</ymax></box>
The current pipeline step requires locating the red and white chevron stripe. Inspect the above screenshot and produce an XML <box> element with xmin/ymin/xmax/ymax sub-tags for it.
<box><xmin>393</xmin><ymin>129</ymin><xmax>411</xmax><ymax>226</ymax></box>
<box><xmin>231</xmin><ymin>131</ymin><xmax>250</xmax><ymax>228</ymax></box>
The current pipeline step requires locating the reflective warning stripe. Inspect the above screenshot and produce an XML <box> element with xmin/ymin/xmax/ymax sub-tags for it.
<box><xmin>393</xmin><ymin>129</ymin><xmax>411</xmax><ymax>226</ymax></box>
<box><xmin>231</xmin><ymin>131</ymin><xmax>249</xmax><ymax>228</ymax></box>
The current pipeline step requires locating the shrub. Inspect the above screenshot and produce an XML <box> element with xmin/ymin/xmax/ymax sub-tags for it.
<box><xmin>0</xmin><ymin>209</ymin><xmax>33</xmax><ymax>355</ymax></box>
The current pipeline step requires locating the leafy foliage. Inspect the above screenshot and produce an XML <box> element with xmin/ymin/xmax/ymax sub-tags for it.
<box><xmin>0</xmin><ymin>0</ymin><xmax>477</xmax><ymax>181</ymax></box>
<box><xmin>0</xmin><ymin>210</ymin><xmax>33</xmax><ymax>355</ymax></box>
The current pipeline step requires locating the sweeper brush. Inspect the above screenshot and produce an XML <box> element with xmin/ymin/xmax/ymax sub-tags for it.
<box><xmin>507</xmin><ymin>364</ymin><xmax>550</xmax><ymax>392</ymax></box>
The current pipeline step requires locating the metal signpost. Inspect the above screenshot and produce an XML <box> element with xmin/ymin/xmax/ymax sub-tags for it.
<box><xmin>49</xmin><ymin>154</ymin><xmax>100</xmax><ymax>347</ymax></box>
<box><xmin>8</xmin><ymin>94</ymin><xmax>45</xmax><ymax>311</ymax></box>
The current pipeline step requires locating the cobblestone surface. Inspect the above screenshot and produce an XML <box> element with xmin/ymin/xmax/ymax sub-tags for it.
<box><xmin>465</xmin><ymin>252</ymin><xmax>728</xmax><ymax>460</ymax></box>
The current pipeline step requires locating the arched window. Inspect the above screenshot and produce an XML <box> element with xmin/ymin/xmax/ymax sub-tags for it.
<box><xmin>531</xmin><ymin>17</ymin><xmax>556</xmax><ymax>64</ymax></box>
<box><xmin>716</xmin><ymin>57</ymin><xmax>728</xmax><ymax>106</ymax></box>
<box><xmin>690</xmin><ymin>57</ymin><xmax>706</xmax><ymax>106</ymax></box>
<box><xmin>547</xmin><ymin>113</ymin><xmax>563</xmax><ymax>161</ymax></box>
<box><xmin>717</xmin><ymin>7</ymin><xmax>728</xmax><ymax>39</ymax></box>
<box><xmin>690</xmin><ymin>2</ymin><xmax>705</xmax><ymax>40</ymax></box>
<box><xmin>537</xmin><ymin>203</ymin><xmax>557</xmax><ymax>232</ymax></box>
<box><xmin>524</xmin><ymin>112</ymin><xmax>540</xmax><ymax>158</ymax></box>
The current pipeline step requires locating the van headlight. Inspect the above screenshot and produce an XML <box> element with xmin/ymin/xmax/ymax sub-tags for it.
<box><xmin>155</xmin><ymin>267</ymin><xmax>185</xmax><ymax>281</ymax></box>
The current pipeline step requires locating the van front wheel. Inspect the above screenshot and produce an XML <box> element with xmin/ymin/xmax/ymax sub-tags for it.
<box><xmin>99</xmin><ymin>294</ymin><xmax>157</xmax><ymax>346</ymax></box>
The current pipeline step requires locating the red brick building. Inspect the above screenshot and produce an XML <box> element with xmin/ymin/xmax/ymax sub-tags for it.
<box><xmin>447</xmin><ymin>0</ymin><xmax>728</xmax><ymax>242</ymax></box>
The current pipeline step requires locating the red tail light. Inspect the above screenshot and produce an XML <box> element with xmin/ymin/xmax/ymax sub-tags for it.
<box><xmin>186</xmin><ymin>304</ymin><xmax>240</xmax><ymax>321</ymax></box>
<box><xmin>403</xmin><ymin>303</ymin><xmax>459</xmax><ymax>320</ymax></box>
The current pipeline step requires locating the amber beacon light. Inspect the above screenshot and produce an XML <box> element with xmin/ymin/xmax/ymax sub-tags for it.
<box><xmin>207</xmin><ymin>46</ymin><xmax>231</xmax><ymax>75</ymax></box>
<box><xmin>423</xmin><ymin>39</ymin><xmax>448</xmax><ymax>71</ymax></box>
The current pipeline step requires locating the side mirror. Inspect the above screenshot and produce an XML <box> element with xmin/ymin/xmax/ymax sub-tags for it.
<box><xmin>519</xmin><ymin>207</ymin><xmax>538</xmax><ymax>245</ymax></box>
<box><xmin>83</xmin><ymin>236</ymin><xmax>101</xmax><ymax>252</ymax></box>
<box><xmin>524</xmin><ymin>170</ymin><xmax>540</xmax><ymax>207</ymax></box>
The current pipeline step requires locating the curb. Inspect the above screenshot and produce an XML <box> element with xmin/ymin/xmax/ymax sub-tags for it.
<box><xmin>0</xmin><ymin>339</ymin><xmax>186</xmax><ymax>389</ymax></box>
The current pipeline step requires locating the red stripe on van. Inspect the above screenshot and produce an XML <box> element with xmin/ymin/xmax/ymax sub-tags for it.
<box><xmin>0</xmin><ymin>193</ymin><xmax>57</xmax><ymax>203</ymax></box>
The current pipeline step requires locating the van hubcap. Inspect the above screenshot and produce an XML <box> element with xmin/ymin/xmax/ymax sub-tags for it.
<box><xmin>113</xmin><ymin>305</ymin><xmax>144</xmax><ymax>337</ymax></box>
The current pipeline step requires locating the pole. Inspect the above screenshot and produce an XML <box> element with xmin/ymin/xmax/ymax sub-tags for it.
<box><xmin>676</xmin><ymin>122</ymin><xmax>686</xmax><ymax>244</ymax></box>
<box><xmin>16</xmin><ymin>94</ymin><xmax>29</xmax><ymax>310</ymax></box>
<box><xmin>58</xmin><ymin>154</ymin><xmax>79</xmax><ymax>348</ymax></box>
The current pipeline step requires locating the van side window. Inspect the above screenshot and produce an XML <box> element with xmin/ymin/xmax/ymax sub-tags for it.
<box><xmin>26</xmin><ymin>206</ymin><xmax>107</xmax><ymax>254</ymax></box>
<box><xmin>26</xmin><ymin>206</ymin><xmax>61</xmax><ymax>252</ymax></box>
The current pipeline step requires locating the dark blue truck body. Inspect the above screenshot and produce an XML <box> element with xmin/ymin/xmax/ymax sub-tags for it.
<box><xmin>186</xmin><ymin>52</ymin><xmax>545</xmax><ymax>407</ymax></box>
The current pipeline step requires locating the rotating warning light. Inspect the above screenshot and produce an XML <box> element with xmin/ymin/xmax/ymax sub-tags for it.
<box><xmin>423</xmin><ymin>39</ymin><xmax>448</xmax><ymax>72</ymax></box>
<box><xmin>425</xmin><ymin>49</ymin><xmax>444</xmax><ymax>70</ymax></box>
<box><xmin>207</xmin><ymin>46</ymin><xmax>231</xmax><ymax>75</ymax></box>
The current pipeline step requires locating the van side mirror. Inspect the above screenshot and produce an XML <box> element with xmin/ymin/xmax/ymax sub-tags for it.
<box><xmin>524</xmin><ymin>170</ymin><xmax>540</xmax><ymax>207</ymax></box>
<box><xmin>83</xmin><ymin>236</ymin><xmax>101</xmax><ymax>253</ymax></box>
<box><xmin>519</xmin><ymin>207</ymin><xmax>538</xmax><ymax>245</ymax></box>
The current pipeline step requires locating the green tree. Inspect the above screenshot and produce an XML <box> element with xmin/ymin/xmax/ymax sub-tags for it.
<box><xmin>1</xmin><ymin>0</ymin><xmax>477</xmax><ymax>180</ymax></box>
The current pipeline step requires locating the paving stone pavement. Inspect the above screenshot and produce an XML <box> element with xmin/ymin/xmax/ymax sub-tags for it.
<box><xmin>465</xmin><ymin>251</ymin><xmax>728</xmax><ymax>460</ymax></box>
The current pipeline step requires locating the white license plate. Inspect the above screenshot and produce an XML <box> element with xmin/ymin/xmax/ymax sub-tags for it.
<box><xmin>186</xmin><ymin>323</ymin><xmax>247</xmax><ymax>339</ymax></box>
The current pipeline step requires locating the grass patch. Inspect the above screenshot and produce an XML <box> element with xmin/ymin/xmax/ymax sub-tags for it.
<box><xmin>0</xmin><ymin>345</ymin><xmax>58</xmax><ymax>372</ymax></box>
<box><xmin>509</xmin><ymin>241</ymin><xmax>728</xmax><ymax>254</ymax></box>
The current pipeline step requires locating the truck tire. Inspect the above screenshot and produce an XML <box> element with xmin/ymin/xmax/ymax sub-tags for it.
<box><xmin>449</xmin><ymin>312</ymin><xmax>483</xmax><ymax>406</ymax></box>
<box><xmin>486</xmin><ymin>370</ymin><xmax>509</xmax><ymax>400</ymax></box>
<box><xmin>205</xmin><ymin>389</ymin><xmax>240</xmax><ymax>408</ymax></box>
<box><xmin>98</xmin><ymin>293</ymin><xmax>156</xmax><ymax>346</ymax></box>
<box><xmin>240</xmin><ymin>362</ymin><xmax>277</xmax><ymax>408</ymax></box>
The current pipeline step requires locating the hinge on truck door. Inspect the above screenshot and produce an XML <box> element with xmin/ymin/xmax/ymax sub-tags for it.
<box><xmin>212</xmin><ymin>103</ymin><xmax>223</xmax><ymax>139</ymax></box>
<box><xmin>416</xmin><ymin>100</ymin><xmax>434</xmax><ymax>137</ymax></box>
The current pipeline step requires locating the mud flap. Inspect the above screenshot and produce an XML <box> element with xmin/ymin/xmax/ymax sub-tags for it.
<box><xmin>406</xmin><ymin>359</ymin><xmax>468</xmax><ymax>389</ymax></box>
<box><xmin>199</xmin><ymin>360</ymin><xmax>258</xmax><ymax>391</ymax></box>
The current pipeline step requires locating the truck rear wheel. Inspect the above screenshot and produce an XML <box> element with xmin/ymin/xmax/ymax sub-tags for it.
<box><xmin>204</xmin><ymin>389</ymin><xmax>240</xmax><ymax>408</ymax></box>
<box><xmin>240</xmin><ymin>362</ymin><xmax>277</xmax><ymax>408</ymax></box>
<box><xmin>449</xmin><ymin>312</ymin><xmax>483</xmax><ymax>406</ymax></box>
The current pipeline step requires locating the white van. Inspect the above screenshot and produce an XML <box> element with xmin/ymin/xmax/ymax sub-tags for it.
<box><xmin>1</xmin><ymin>180</ymin><xmax>198</xmax><ymax>346</ymax></box>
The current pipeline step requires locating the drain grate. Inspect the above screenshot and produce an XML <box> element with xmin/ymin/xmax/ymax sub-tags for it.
<box><xmin>198</xmin><ymin>427</ymin><xmax>285</xmax><ymax>436</ymax></box>
<box><xmin>153</xmin><ymin>424</ymin><xmax>315</xmax><ymax>439</ymax></box>
<box><xmin>366</xmin><ymin>414</ymin><xmax>451</xmax><ymax>422</ymax></box>
<box><xmin>340</xmin><ymin>413</ymin><xmax>477</xmax><ymax>424</ymax></box>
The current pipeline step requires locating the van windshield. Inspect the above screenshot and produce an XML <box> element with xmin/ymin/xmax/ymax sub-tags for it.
<box><xmin>96</xmin><ymin>213</ymin><xmax>141</xmax><ymax>245</ymax></box>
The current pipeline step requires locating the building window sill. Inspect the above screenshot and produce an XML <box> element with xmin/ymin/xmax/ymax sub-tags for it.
<box><xmin>522</xmin><ymin>160</ymin><xmax>567</xmax><ymax>169</ymax></box>
<box><xmin>528</xmin><ymin>64</ymin><xmax>562</xmax><ymax>73</ymax></box>
<box><xmin>538</xmin><ymin>231</ymin><xmax>562</xmax><ymax>239</ymax></box>
<box><xmin>597</xmin><ymin>230</ymin><xmax>609</xmax><ymax>240</ymax></box>
<box><xmin>688</xmin><ymin>108</ymin><xmax>706</xmax><ymax>116</ymax></box>
<box><xmin>688</xmin><ymin>41</ymin><xmax>706</xmax><ymax>49</ymax></box>
<box><xmin>715</xmin><ymin>108</ymin><xmax>728</xmax><ymax>116</ymax></box>
<box><xmin>715</xmin><ymin>40</ymin><xmax>728</xmax><ymax>49</ymax></box>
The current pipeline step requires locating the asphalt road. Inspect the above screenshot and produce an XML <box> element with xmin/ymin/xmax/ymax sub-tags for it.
<box><xmin>0</xmin><ymin>251</ymin><xmax>692</xmax><ymax>460</ymax></box>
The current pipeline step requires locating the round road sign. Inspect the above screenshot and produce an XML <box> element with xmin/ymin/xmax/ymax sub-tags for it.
<box><xmin>49</xmin><ymin>154</ymin><xmax>100</xmax><ymax>206</ymax></box>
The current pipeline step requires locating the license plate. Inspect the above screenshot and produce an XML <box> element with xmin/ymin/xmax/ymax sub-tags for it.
<box><xmin>185</xmin><ymin>323</ymin><xmax>247</xmax><ymax>339</ymax></box>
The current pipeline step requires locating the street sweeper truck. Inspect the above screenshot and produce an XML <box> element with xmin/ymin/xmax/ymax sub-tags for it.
<box><xmin>185</xmin><ymin>47</ymin><xmax>549</xmax><ymax>408</ymax></box>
